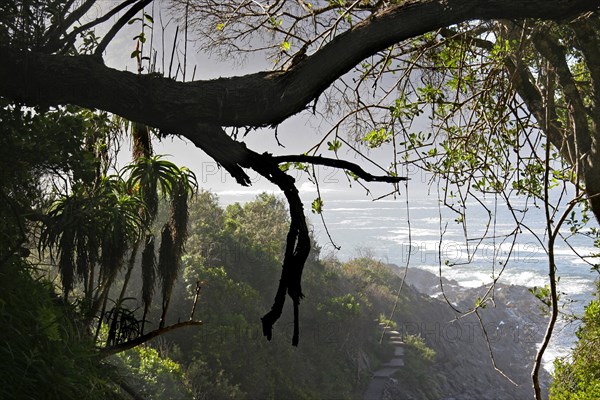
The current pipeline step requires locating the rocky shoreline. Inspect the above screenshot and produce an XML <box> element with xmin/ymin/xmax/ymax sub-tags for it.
<box><xmin>369</xmin><ymin>266</ymin><xmax>551</xmax><ymax>400</ymax></box>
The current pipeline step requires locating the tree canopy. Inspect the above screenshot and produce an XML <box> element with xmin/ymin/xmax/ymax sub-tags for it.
<box><xmin>3</xmin><ymin>1</ymin><xmax>600</xmax><ymax>398</ymax></box>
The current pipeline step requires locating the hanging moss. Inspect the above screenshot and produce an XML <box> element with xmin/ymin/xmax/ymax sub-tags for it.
<box><xmin>170</xmin><ymin>177</ymin><xmax>189</xmax><ymax>253</ymax></box>
<box><xmin>157</xmin><ymin>223</ymin><xmax>178</xmax><ymax>327</ymax></box>
<box><xmin>75</xmin><ymin>232</ymin><xmax>89</xmax><ymax>282</ymax></box>
<box><xmin>141</xmin><ymin>234</ymin><xmax>156</xmax><ymax>312</ymax></box>
<box><xmin>58</xmin><ymin>228</ymin><xmax>76</xmax><ymax>297</ymax></box>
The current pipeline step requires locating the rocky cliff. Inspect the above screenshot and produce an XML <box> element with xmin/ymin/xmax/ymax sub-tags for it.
<box><xmin>376</xmin><ymin>266</ymin><xmax>551</xmax><ymax>399</ymax></box>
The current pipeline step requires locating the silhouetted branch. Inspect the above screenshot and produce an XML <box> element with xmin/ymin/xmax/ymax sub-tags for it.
<box><xmin>48</xmin><ymin>0</ymin><xmax>140</xmax><ymax>53</ymax></box>
<box><xmin>99</xmin><ymin>320</ymin><xmax>202</xmax><ymax>357</ymax></box>
<box><xmin>3</xmin><ymin>1</ymin><xmax>599</xmax><ymax>129</ymax></box>
<box><xmin>273</xmin><ymin>154</ymin><xmax>408</xmax><ymax>183</ymax></box>
<box><xmin>95</xmin><ymin>0</ymin><xmax>154</xmax><ymax>57</ymax></box>
<box><xmin>186</xmin><ymin>125</ymin><xmax>311</xmax><ymax>345</ymax></box>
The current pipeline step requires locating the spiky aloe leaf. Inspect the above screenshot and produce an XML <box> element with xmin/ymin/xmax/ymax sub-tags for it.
<box><xmin>124</xmin><ymin>155</ymin><xmax>181</xmax><ymax>223</ymax></box>
<box><xmin>93</xmin><ymin>177</ymin><xmax>145</xmax><ymax>286</ymax></box>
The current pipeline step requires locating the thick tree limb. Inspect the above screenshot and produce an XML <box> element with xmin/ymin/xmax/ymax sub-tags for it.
<box><xmin>1</xmin><ymin>0</ymin><xmax>599</xmax><ymax>131</ymax></box>
<box><xmin>99</xmin><ymin>320</ymin><xmax>202</xmax><ymax>357</ymax></box>
<box><xmin>570</xmin><ymin>20</ymin><xmax>600</xmax><ymax>223</ymax></box>
<box><xmin>571</xmin><ymin>20</ymin><xmax>600</xmax><ymax>134</ymax></box>
<box><xmin>184</xmin><ymin>125</ymin><xmax>310</xmax><ymax>345</ymax></box>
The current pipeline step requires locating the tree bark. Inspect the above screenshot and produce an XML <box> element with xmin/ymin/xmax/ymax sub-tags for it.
<box><xmin>1</xmin><ymin>0</ymin><xmax>598</xmax><ymax>130</ymax></box>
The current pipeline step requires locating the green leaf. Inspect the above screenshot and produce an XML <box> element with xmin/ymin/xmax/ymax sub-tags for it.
<box><xmin>474</xmin><ymin>297</ymin><xmax>486</xmax><ymax>308</ymax></box>
<box><xmin>293</xmin><ymin>162</ymin><xmax>307</xmax><ymax>172</ymax></box>
<box><xmin>362</xmin><ymin>128</ymin><xmax>391</xmax><ymax>148</ymax></box>
<box><xmin>216</xmin><ymin>22</ymin><xmax>225</xmax><ymax>31</ymax></box>
<box><xmin>327</xmin><ymin>139</ymin><xmax>342</xmax><ymax>152</ymax></box>
<box><xmin>133</xmin><ymin>33</ymin><xmax>146</xmax><ymax>43</ymax></box>
<box><xmin>280</xmin><ymin>41</ymin><xmax>291</xmax><ymax>51</ymax></box>
<box><xmin>311</xmin><ymin>197</ymin><xmax>323</xmax><ymax>214</ymax></box>
<box><xmin>346</xmin><ymin>171</ymin><xmax>359</xmax><ymax>180</ymax></box>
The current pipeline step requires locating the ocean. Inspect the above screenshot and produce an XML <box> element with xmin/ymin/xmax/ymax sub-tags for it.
<box><xmin>217</xmin><ymin>190</ymin><xmax>599</xmax><ymax>370</ymax></box>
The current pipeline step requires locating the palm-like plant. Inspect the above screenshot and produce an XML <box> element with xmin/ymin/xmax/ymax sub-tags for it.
<box><xmin>40</xmin><ymin>176</ymin><xmax>146</xmax><ymax>307</ymax></box>
<box><xmin>124</xmin><ymin>155</ymin><xmax>182</xmax><ymax>223</ymax></box>
<box><xmin>124</xmin><ymin>156</ymin><xmax>197</xmax><ymax>330</ymax></box>
<box><xmin>40</xmin><ymin>150</ymin><xmax>198</xmax><ymax>341</ymax></box>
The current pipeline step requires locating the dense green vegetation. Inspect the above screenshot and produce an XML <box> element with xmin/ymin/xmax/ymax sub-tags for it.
<box><xmin>0</xmin><ymin>83</ymin><xmax>427</xmax><ymax>399</ymax></box>
<box><xmin>1</xmin><ymin>168</ymin><xmax>438</xmax><ymax>399</ymax></box>
<box><xmin>551</xmin><ymin>284</ymin><xmax>600</xmax><ymax>399</ymax></box>
<box><xmin>0</xmin><ymin>106</ymin><xmax>123</xmax><ymax>398</ymax></box>
<box><xmin>0</xmin><ymin>103</ymin><xmax>438</xmax><ymax>397</ymax></box>
<box><xmin>117</xmin><ymin>191</ymin><xmax>432</xmax><ymax>399</ymax></box>
<box><xmin>0</xmin><ymin>261</ymin><xmax>120</xmax><ymax>400</ymax></box>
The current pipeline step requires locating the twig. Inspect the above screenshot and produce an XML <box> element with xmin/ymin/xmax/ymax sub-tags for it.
<box><xmin>190</xmin><ymin>280</ymin><xmax>202</xmax><ymax>320</ymax></box>
<box><xmin>475</xmin><ymin>310</ymin><xmax>519</xmax><ymax>386</ymax></box>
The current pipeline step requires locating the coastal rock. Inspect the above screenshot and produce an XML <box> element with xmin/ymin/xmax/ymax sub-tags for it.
<box><xmin>380</xmin><ymin>266</ymin><xmax>550</xmax><ymax>399</ymax></box>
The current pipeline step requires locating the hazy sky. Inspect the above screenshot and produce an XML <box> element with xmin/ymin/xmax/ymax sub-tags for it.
<box><xmin>95</xmin><ymin>1</ymin><xmax>431</xmax><ymax>205</ymax></box>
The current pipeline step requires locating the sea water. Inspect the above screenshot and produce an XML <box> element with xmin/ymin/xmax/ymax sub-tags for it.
<box><xmin>218</xmin><ymin>191</ymin><xmax>599</xmax><ymax>371</ymax></box>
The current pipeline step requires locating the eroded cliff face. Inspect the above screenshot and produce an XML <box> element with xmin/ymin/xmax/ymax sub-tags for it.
<box><xmin>381</xmin><ymin>267</ymin><xmax>550</xmax><ymax>400</ymax></box>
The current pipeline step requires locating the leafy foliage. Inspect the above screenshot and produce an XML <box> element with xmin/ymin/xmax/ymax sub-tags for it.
<box><xmin>0</xmin><ymin>261</ymin><xmax>120</xmax><ymax>400</ymax></box>
<box><xmin>145</xmin><ymin>193</ymin><xmax>439</xmax><ymax>399</ymax></box>
<box><xmin>113</xmin><ymin>346</ymin><xmax>193</xmax><ymax>400</ymax></box>
<box><xmin>551</xmin><ymin>283</ymin><xmax>600</xmax><ymax>399</ymax></box>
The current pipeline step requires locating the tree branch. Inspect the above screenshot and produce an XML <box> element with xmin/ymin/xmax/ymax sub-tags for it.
<box><xmin>99</xmin><ymin>320</ymin><xmax>202</xmax><ymax>357</ymax></box>
<box><xmin>94</xmin><ymin>0</ymin><xmax>154</xmax><ymax>57</ymax></box>
<box><xmin>273</xmin><ymin>154</ymin><xmax>407</xmax><ymax>183</ymax></box>
<box><xmin>47</xmin><ymin>0</ymin><xmax>140</xmax><ymax>53</ymax></box>
<box><xmin>440</xmin><ymin>25</ymin><xmax>576</xmax><ymax>164</ymax></box>
<box><xmin>532</xmin><ymin>30</ymin><xmax>592</xmax><ymax>153</ymax></box>
<box><xmin>571</xmin><ymin>19</ymin><xmax>600</xmax><ymax>134</ymax></box>
<box><xmin>184</xmin><ymin>125</ymin><xmax>310</xmax><ymax>345</ymax></box>
<box><xmin>1</xmin><ymin>0</ymin><xmax>598</xmax><ymax>130</ymax></box>
<box><xmin>43</xmin><ymin>0</ymin><xmax>96</xmax><ymax>50</ymax></box>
